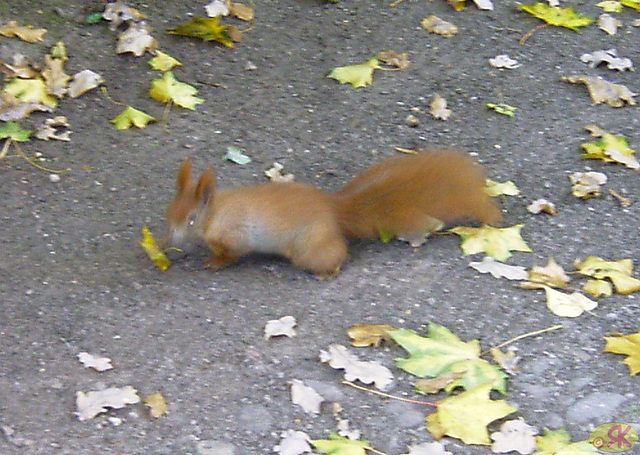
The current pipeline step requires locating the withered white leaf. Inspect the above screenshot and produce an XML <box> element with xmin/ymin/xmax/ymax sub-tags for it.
<box><xmin>527</xmin><ymin>198</ymin><xmax>556</xmax><ymax>215</ymax></box>
<box><xmin>469</xmin><ymin>256</ymin><xmax>528</xmax><ymax>280</ymax></box>
<box><xmin>544</xmin><ymin>286</ymin><xmax>597</xmax><ymax>318</ymax></box>
<box><xmin>35</xmin><ymin>116</ymin><xmax>72</xmax><ymax>141</ymax></box>
<box><xmin>290</xmin><ymin>380</ymin><xmax>324</xmax><ymax>415</ymax></box>
<box><xmin>562</xmin><ymin>76</ymin><xmax>636</xmax><ymax>107</ymax></box>
<box><xmin>75</xmin><ymin>386</ymin><xmax>140</xmax><ymax>421</ymax></box>
<box><xmin>429</xmin><ymin>93</ymin><xmax>451</xmax><ymax>120</ymax></box>
<box><xmin>473</xmin><ymin>0</ymin><xmax>494</xmax><ymax>10</ymax></box>
<box><xmin>205</xmin><ymin>0</ymin><xmax>230</xmax><ymax>17</ymax></box>
<box><xmin>421</xmin><ymin>15</ymin><xmax>458</xmax><ymax>38</ymax></box>
<box><xmin>116</xmin><ymin>21</ymin><xmax>158</xmax><ymax>57</ymax></box>
<box><xmin>598</xmin><ymin>13</ymin><xmax>621</xmax><ymax>35</ymax></box>
<box><xmin>103</xmin><ymin>0</ymin><xmax>146</xmax><ymax>31</ymax></box>
<box><xmin>337</xmin><ymin>418</ymin><xmax>361</xmax><ymax>440</ymax></box>
<box><xmin>489</xmin><ymin>55</ymin><xmax>521</xmax><ymax>69</ymax></box>
<box><xmin>77</xmin><ymin>351</ymin><xmax>113</xmax><ymax>371</ymax></box>
<box><xmin>569</xmin><ymin>171</ymin><xmax>607</xmax><ymax>199</ymax></box>
<box><xmin>68</xmin><ymin>70</ymin><xmax>104</xmax><ymax>98</ymax></box>
<box><xmin>490</xmin><ymin>418</ymin><xmax>537</xmax><ymax>454</ymax></box>
<box><xmin>320</xmin><ymin>344</ymin><xmax>393</xmax><ymax>390</ymax></box>
<box><xmin>265</xmin><ymin>163</ymin><xmax>295</xmax><ymax>182</ymax></box>
<box><xmin>0</xmin><ymin>91</ymin><xmax>52</xmax><ymax>121</ymax></box>
<box><xmin>580</xmin><ymin>49</ymin><xmax>634</xmax><ymax>72</ymax></box>
<box><xmin>274</xmin><ymin>429</ymin><xmax>313</xmax><ymax>455</ymax></box>
<box><xmin>264</xmin><ymin>315</ymin><xmax>297</xmax><ymax>339</ymax></box>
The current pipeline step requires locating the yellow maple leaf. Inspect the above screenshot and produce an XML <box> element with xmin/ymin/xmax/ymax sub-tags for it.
<box><xmin>149</xmin><ymin>71</ymin><xmax>204</xmax><ymax>110</ymax></box>
<box><xmin>148</xmin><ymin>51</ymin><xmax>182</xmax><ymax>71</ymax></box>
<box><xmin>450</xmin><ymin>224</ymin><xmax>532</xmax><ymax>262</ymax></box>
<box><xmin>485</xmin><ymin>179</ymin><xmax>520</xmax><ymax>197</ymax></box>
<box><xmin>427</xmin><ymin>381</ymin><xmax>517</xmax><ymax>445</ymax></box>
<box><xmin>535</xmin><ymin>428</ymin><xmax>596</xmax><ymax>454</ymax></box>
<box><xmin>581</xmin><ymin>132</ymin><xmax>639</xmax><ymax>170</ymax></box>
<box><xmin>111</xmin><ymin>106</ymin><xmax>158</xmax><ymax>130</ymax></box>
<box><xmin>0</xmin><ymin>21</ymin><xmax>47</xmax><ymax>42</ymax></box>
<box><xmin>604</xmin><ymin>331</ymin><xmax>640</xmax><ymax>375</ymax></box>
<box><xmin>4</xmin><ymin>78</ymin><xmax>57</xmax><ymax>107</ymax></box>
<box><xmin>167</xmin><ymin>16</ymin><xmax>234</xmax><ymax>48</ymax></box>
<box><xmin>139</xmin><ymin>226</ymin><xmax>171</xmax><ymax>272</ymax></box>
<box><xmin>327</xmin><ymin>58</ymin><xmax>380</xmax><ymax>89</ymax></box>
<box><xmin>543</xmin><ymin>286</ymin><xmax>597</xmax><ymax>318</ymax></box>
<box><xmin>518</xmin><ymin>3</ymin><xmax>594</xmax><ymax>31</ymax></box>
<box><xmin>575</xmin><ymin>256</ymin><xmax>640</xmax><ymax>295</ymax></box>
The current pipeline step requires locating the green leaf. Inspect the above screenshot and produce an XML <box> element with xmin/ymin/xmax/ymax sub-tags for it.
<box><xmin>111</xmin><ymin>106</ymin><xmax>158</xmax><ymax>130</ymax></box>
<box><xmin>312</xmin><ymin>433</ymin><xmax>370</xmax><ymax>455</ymax></box>
<box><xmin>487</xmin><ymin>103</ymin><xmax>516</xmax><ymax>118</ymax></box>
<box><xmin>223</xmin><ymin>146</ymin><xmax>252</xmax><ymax>165</ymax></box>
<box><xmin>86</xmin><ymin>13</ymin><xmax>104</xmax><ymax>24</ymax></box>
<box><xmin>389</xmin><ymin>324</ymin><xmax>508</xmax><ymax>394</ymax></box>
<box><xmin>167</xmin><ymin>16</ymin><xmax>234</xmax><ymax>48</ymax></box>
<box><xmin>327</xmin><ymin>58</ymin><xmax>380</xmax><ymax>88</ymax></box>
<box><xmin>0</xmin><ymin>121</ymin><xmax>34</xmax><ymax>141</ymax></box>
<box><xmin>518</xmin><ymin>3</ymin><xmax>594</xmax><ymax>31</ymax></box>
<box><xmin>149</xmin><ymin>71</ymin><xmax>204</xmax><ymax>110</ymax></box>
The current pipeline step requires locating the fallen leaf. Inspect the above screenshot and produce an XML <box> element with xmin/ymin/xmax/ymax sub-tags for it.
<box><xmin>42</xmin><ymin>56</ymin><xmax>70</xmax><ymax>98</ymax></box>
<box><xmin>117</xmin><ymin>21</ymin><xmax>158</xmax><ymax>56</ymax></box>
<box><xmin>487</xmin><ymin>103</ymin><xmax>517</xmax><ymax>117</ymax></box>
<box><xmin>429</xmin><ymin>94</ymin><xmax>451</xmax><ymax>120</ymax></box>
<box><xmin>490</xmin><ymin>418</ymin><xmax>537</xmax><ymax>454</ymax></box>
<box><xmin>230</xmin><ymin>2</ymin><xmax>255</xmax><ymax>21</ymax></box>
<box><xmin>581</xmin><ymin>130</ymin><xmax>639</xmax><ymax>170</ymax></box>
<box><xmin>327</xmin><ymin>58</ymin><xmax>380</xmax><ymax>88</ymax></box>
<box><xmin>0</xmin><ymin>21</ymin><xmax>47</xmax><ymax>42</ymax></box>
<box><xmin>4</xmin><ymin>78</ymin><xmax>57</xmax><ymax>107</ymax></box>
<box><xmin>415</xmin><ymin>372</ymin><xmax>466</xmax><ymax>394</ymax></box>
<box><xmin>68</xmin><ymin>70</ymin><xmax>104</xmax><ymax>98</ymax></box>
<box><xmin>583</xmin><ymin>279</ymin><xmax>613</xmax><ymax>298</ymax></box>
<box><xmin>320</xmin><ymin>344</ymin><xmax>393</xmax><ymax>390</ymax></box>
<box><xmin>0</xmin><ymin>92</ymin><xmax>52</xmax><ymax>121</ymax></box>
<box><xmin>111</xmin><ymin>106</ymin><xmax>158</xmax><ymax>130</ymax></box>
<box><xmin>489</xmin><ymin>55</ymin><xmax>521</xmax><ymax>69</ymax></box>
<box><xmin>103</xmin><ymin>0</ymin><xmax>146</xmax><ymax>30</ymax></box>
<box><xmin>485</xmin><ymin>179</ymin><xmax>520</xmax><ymax>197</ymax></box>
<box><xmin>535</xmin><ymin>428</ymin><xmax>595</xmax><ymax>454</ymax></box>
<box><xmin>265</xmin><ymin>162</ymin><xmax>295</xmax><ymax>182</ymax></box>
<box><xmin>469</xmin><ymin>256</ymin><xmax>528</xmax><ymax>280</ymax></box>
<box><xmin>527</xmin><ymin>198</ymin><xmax>556</xmax><ymax>215</ymax></box>
<box><xmin>575</xmin><ymin>256</ymin><xmax>640</xmax><ymax>294</ymax></box>
<box><xmin>604</xmin><ymin>331</ymin><xmax>640</xmax><ymax>375</ymax></box>
<box><xmin>77</xmin><ymin>352</ymin><xmax>113</xmax><ymax>372</ymax></box>
<box><xmin>336</xmin><ymin>418</ymin><xmax>360</xmax><ymax>440</ymax></box>
<box><xmin>264</xmin><ymin>315</ymin><xmax>297</xmax><ymax>339</ymax></box>
<box><xmin>313</xmin><ymin>433</ymin><xmax>370</xmax><ymax>455</ymax></box>
<box><xmin>144</xmin><ymin>392</ymin><xmax>168</xmax><ymax>418</ymax></box>
<box><xmin>290</xmin><ymin>380</ymin><xmax>324</xmax><ymax>414</ymax></box>
<box><xmin>450</xmin><ymin>224</ymin><xmax>532</xmax><ymax>262</ymax></box>
<box><xmin>205</xmin><ymin>0</ymin><xmax>230</xmax><ymax>17</ymax></box>
<box><xmin>426</xmin><ymin>381</ymin><xmax>517</xmax><ymax>445</ymax></box>
<box><xmin>35</xmin><ymin>116</ymin><xmax>72</xmax><ymax>141</ymax></box>
<box><xmin>75</xmin><ymin>386</ymin><xmax>140</xmax><ymax>421</ymax></box>
<box><xmin>168</xmin><ymin>16</ymin><xmax>234</xmax><ymax>48</ymax></box>
<box><xmin>0</xmin><ymin>121</ymin><xmax>34</xmax><ymax>142</ymax></box>
<box><xmin>149</xmin><ymin>71</ymin><xmax>205</xmax><ymax>110</ymax></box>
<box><xmin>148</xmin><ymin>51</ymin><xmax>182</xmax><ymax>71</ymax></box>
<box><xmin>597</xmin><ymin>1</ymin><xmax>624</xmax><ymax>13</ymax></box>
<box><xmin>490</xmin><ymin>348</ymin><xmax>520</xmax><ymax>375</ymax></box>
<box><xmin>347</xmin><ymin>324</ymin><xmax>395</xmax><ymax>347</ymax></box>
<box><xmin>568</xmin><ymin>171</ymin><xmax>607</xmax><ymax>198</ymax></box>
<box><xmin>598</xmin><ymin>13</ymin><xmax>621</xmax><ymax>35</ymax></box>
<box><xmin>544</xmin><ymin>286</ymin><xmax>597</xmax><ymax>317</ymax></box>
<box><xmin>421</xmin><ymin>15</ymin><xmax>458</xmax><ymax>37</ymax></box>
<box><xmin>376</xmin><ymin>50</ymin><xmax>410</xmax><ymax>70</ymax></box>
<box><xmin>390</xmin><ymin>325</ymin><xmax>508</xmax><ymax>394</ymax></box>
<box><xmin>525</xmin><ymin>257</ymin><xmax>570</xmax><ymax>289</ymax></box>
<box><xmin>562</xmin><ymin>76</ymin><xmax>636</xmax><ymax>107</ymax></box>
<box><xmin>518</xmin><ymin>3</ymin><xmax>594</xmax><ymax>31</ymax></box>
<box><xmin>140</xmin><ymin>225</ymin><xmax>171</xmax><ymax>271</ymax></box>
<box><xmin>223</xmin><ymin>146</ymin><xmax>251</xmax><ymax>164</ymax></box>
<box><xmin>580</xmin><ymin>49</ymin><xmax>634</xmax><ymax>72</ymax></box>
<box><xmin>275</xmin><ymin>430</ymin><xmax>313</xmax><ymax>455</ymax></box>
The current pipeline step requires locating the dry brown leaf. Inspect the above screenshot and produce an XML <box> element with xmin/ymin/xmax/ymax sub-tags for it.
<box><xmin>569</xmin><ymin>171</ymin><xmax>607</xmax><ymax>198</ymax></box>
<box><xmin>525</xmin><ymin>257</ymin><xmax>570</xmax><ymax>289</ymax></box>
<box><xmin>0</xmin><ymin>21</ymin><xmax>47</xmax><ymax>43</ymax></box>
<box><xmin>0</xmin><ymin>91</ymin><xmax>52</xmax><ymax>121</ymax></box>
<box><xmin>347</xmin><ymin>324</ymin><xmax>395</xmax><ymax>347</ymax></box>
<box><xmin>414</xmin><ymin>371</ymin><xmax>466</xmax><ymax>394</ymax></box>
<box><xmin>421</xmin><ymin>15</ymin><xmax>458</xmax><ymax>37</ymax></box>
<box><xmin>527</xmin><ymin>198</ymin><xmax>556</xmax><ymax>215</ymax></box>
<box><xmin>35</xmin><ymin>116</ymin><xmax>72</xmax><ymax>141</ymax></box>
<box><xmin>229</xmin><ymin>2</ymin><xmax>254</xmax><ymax>21</ymax></box>
<box><xmin>377</xmin><ymin>50</ymin><xmax>410</xmax><ymax>70</ymax></box>
<box><xmin>490</xmin><ymin>348</ymin><xmax>520</xmax><ymax>375</ymax></box>
<box><xmin>103</xmin><ymin>0</ymin><xmax>146</xmax><ymax>31</ymax></box>
<box><xmin>68</xmin><ymin>70</ymin><xmax>104</xmax><ymax>98</ymax></box>
<box><xmin>117</xmin><ymin>21</ymin><xmax>158</xmax><ymax>56</ymax></box>
<box><xmin>562</xmin><ymin>76</ymin><xmax>637</xmax><ymax>107</ymax></box>
<box><xmin>42</xmin><ymin>56</ymin><xmax>70</xmax><ymax>98</ymax></box>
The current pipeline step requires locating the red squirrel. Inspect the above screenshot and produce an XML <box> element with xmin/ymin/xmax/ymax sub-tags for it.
<box><xmin>163</xmin><ymin>149</ymin><xmax>502</xmax><ymax>277</ymax></box>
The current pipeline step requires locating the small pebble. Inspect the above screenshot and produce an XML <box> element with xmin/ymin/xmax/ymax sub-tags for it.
<box><xmin>49</xmin><ymin>174</ymin><xmax>61</xmax><ymax>183</ymax></box>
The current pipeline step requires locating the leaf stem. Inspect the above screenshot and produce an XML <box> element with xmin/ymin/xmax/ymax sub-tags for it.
<box><xmin>485</xmin><ymin>324</ymin><xmax>564</xmax><ymax>355</ymax></box>
<box><xmin>342</xmin><ymin>381</ymin><xmax>438</xmax><ymax>407</ymax></box>
<box><xmin>520</xmin><ymin>23</ymin><xmax>549</xmax><ymax>45</ymax></box>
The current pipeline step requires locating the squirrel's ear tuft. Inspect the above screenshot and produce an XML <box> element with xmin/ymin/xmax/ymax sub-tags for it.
<box><xmin>177</xmin><ymin>157</ymin><xmax>193</xmax><ymax>193</ymax></box>
<box><xmin>196</xmin><ymin>168</ymin><xmax>216</xmax><ymax>205</ymax></box>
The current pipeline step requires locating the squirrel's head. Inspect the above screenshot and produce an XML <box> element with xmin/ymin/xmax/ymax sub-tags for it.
<box><xmin>162</xmin><ymin>157</ymin><xmax>215</xmax><ymax>247</ymax></box>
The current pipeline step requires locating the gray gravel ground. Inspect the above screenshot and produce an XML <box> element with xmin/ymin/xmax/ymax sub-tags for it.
<box><xmin>1</xmin><ymin>1</ymin><xmax>639</xmax><ymax>454</ymax></box>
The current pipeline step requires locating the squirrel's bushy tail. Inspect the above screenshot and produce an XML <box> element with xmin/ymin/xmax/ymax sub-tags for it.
<box><xmin>332</xmin><ymin>149</ymin><xmax>502</xmax><ymax>239</ymax></box>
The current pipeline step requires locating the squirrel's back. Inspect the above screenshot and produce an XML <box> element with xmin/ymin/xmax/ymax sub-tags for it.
<box><xmin>334</xmin><ymin>149</ymin><xmax>502</xmax><ymax>239</ymax></box>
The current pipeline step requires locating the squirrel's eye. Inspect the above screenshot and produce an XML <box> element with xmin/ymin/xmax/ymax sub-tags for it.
<box><xmin>187</xmin><ymin>213</ymin><xmax>197</xmax><ymax>226</ymax></box>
